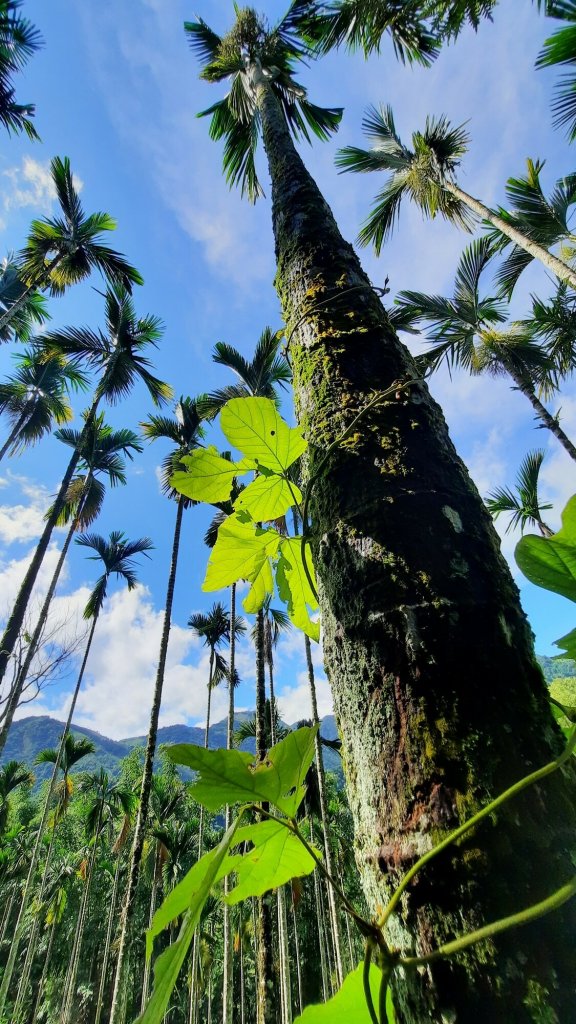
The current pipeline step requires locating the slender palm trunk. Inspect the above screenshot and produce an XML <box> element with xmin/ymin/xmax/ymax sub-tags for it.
<box><xmin>61</xmin><ymin>806</ymin><xmax>103</xmax><ymax>1024</ymax></box>
<box><xmin>95</xmin><ymin>853</ymin><xmax>124</xmax><ymax>1024</ymax></box>
<box><xmin>508</xmin><ymin>367</ymin><xmax>576</xmax><ymax>462</ymax></box>
<box><xmin>253</xmin><ymin>609</ymin><xmax>274</xmax><ymax>1024</ymax></box>
<box><xmin>0</xmin><ymin>887</ymin><xmax>16</xmax><ymax>945</ymax></box>
<box><xmin>310</xmin><ymin>817</ymin><xmax>330</xmax><ymax>1002</ymax></box>
<box><xmin>304</xmin><ymin>634</ymin><xmax>344</xmax><ymax>986</ymax></box>
<box><xmin>442</xmin><ymin>178</ymin><xmax>576</xmax><ymax>291</ymax></box>
<box><xmin>0</xmin><ymin>341</ymin><xmax>120</xmax><ymax>742</ymax></box>
<box><xmin>109</xmin><ymin>495</ymin><xmax>185</xmax><ymax>1024</ymax></box>
<box><xmin>30</xmin><ymin>915</ymin><xmax>57</xmax><ymax>1024</ymax></box>
<box><xmin>1</xmin><ymin>477</ymin><xmax>90</xmax><ymax>737</ymax></box>
<box><xmin>223</xmin><ymin>583</ymin><xmax>236</xmax><ymax>1024</ymax></box>
<box><xmin>290</xmin><ymin>890</ymin><xmax>303</xmax><ymax>1016</ymax></box>
<box><xmin>254</xmin><ymin>73</ymin><xmax>576</xmax><ymax>1021</ymax></box>
<box><xmin>0</xmin><ymin>403</ymin><xmax>32</xmax><ymax>463</ymax></box>
<box><xmin>0</xmin><ymin>612</ymin><xmax>99</xmax><ymax>1019</ymax></box>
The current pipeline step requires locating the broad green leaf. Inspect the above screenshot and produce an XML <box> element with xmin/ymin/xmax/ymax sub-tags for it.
<box><xmin>222</xmin><ymin>820</ymin><xmax>319</xmax><ymax>904</ymax></box>
<box><xmin>145</xmin><ymin>818</ymin><xmax>241</xmax><ymax>959</ymax></box>
<box><xmin>294</xmin><ymin>962</ymin><xmax>388</xmax><ymax>1023</ymax></box>
<box><xmin>276</xmin><ymin>537</ymin><xmax>320</xmax><ymax>642</ymax></box>
<box><xmin>167</xmin><ymin>725</ymin><xmax>318</xmax><ymax>816</ymax></box>
<box><xmin>221</xmin><ymin>397</ymin><xmax>307</xmax><ymax>473</ymax></box>
<box><xmin>137</xmin><ymin>819</ymin><xmax>240</xmax><ymax>1024</ymax></box>
<box><xmin>203</xmin><ymin>512</ymin><xmax>282</xmax><ymax>591</ymax></box>
<box><xmin>243</xmin><ymin>557</ymin><xmax>274</xmax><ymax>614</ymax></box>
<box><xmin>234</xmin><ymin>474</ymin><xmax>302</xmax><ymax>521</ymax></box>
<box><xmin>515</xmin><ymin>496</ymin><xmax>576</xmax><ymax>603</ymax></box>
<box><xmin>170</xmin><ymin>447</ymin><xmax>254</xmax><ymax>503</ymax></box>
<box><xmin>554</xmin><ymin>627</ymin><xmax>576</xmax><ymax>662</ymax></box>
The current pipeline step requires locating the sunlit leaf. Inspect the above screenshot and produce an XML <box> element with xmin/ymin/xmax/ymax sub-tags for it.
<box><xmin>242</xmin><ymin>557</ymin><xmax>274</xmax><ymax>614</ymax></box>
<box><xmin>221</xmin><ymin>397</ymin><xmax>307</xmax><ymax>473</ymax></box>
<box><xmin>234</xmin><ymin>474</ymin><xmax>302</xmax><ymax>521</ymax></box>
<box><xmin>167</xmin><ymin>726</ymin><xmax>318</xmax><ymax>816</ymax></box>
<box><xmin>554</xmin><ymin>627</ymin><xmax>576</xmax><ymax>663</ymax></box>
<box><xmin>203</xmin><ymin>512</ymin><xmax>282</xmax><ymax>591</ymax></box>
<box><xmin>170</xmin><ymin>446</ymin><xmax>254</xmax><ymax>503</ymax></box>
<box><xmin>276</xmin><ymin>537</ymin><xmax>320</xmax><ymax>641</ymax></box>
<box><xmin>294</xmin><ymin>962</ymin><xmax>388</xmax><ymax>1022</ymax></box>
<box><xmin>222</xmin><ymin>819</ymin><xmax>319</xmax><ymax>904</ymax></box>
<box><xmin>138</xmin><ymin>819</ymin><xmax>240</xmax><ymax>1023</ymax></box>
<box><xmin>515</xmin><ymin>495</ymin><xmax>576</xmax><ymax>603</ymax></box>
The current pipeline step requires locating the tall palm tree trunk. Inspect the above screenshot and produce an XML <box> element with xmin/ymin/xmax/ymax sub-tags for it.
<box><xmin>109</xmin><ymin>496</ymin><xmax>185</xmax><ymax>1024</ymax></box>
<box><xmin>1</xmin><ymin>475</ymin><xmax>91</xmax><ymax>739</ymax></box>
<box><xmin>267</xmin><ymin>640</ymin><xmax>292</xmax><ymax>1024</ymax></box>
<box><xmin>253</xmin><ymin>73</ymin><xmax>576</xmax><ymax>1021</ymax></box>
<box><xmin>442</xmin><ymin>178</ymin><xmax>576</xmax><ymax>291</ymax></box>
<box><xmin>223</xmin><ymin>583</ymin><xmax>237</xmax><ymax>1024</ymax></box>
<box><xmin>304</xmin><ymin>634</ymin><xmax>344</xmax><ymax>986</ymax></box>
<box><xmin>0</xmin><ymin>612</ymin><xmax>99</xmax><ymax>1019</ymax></box>
<box><xmin>253</xmin><ymin>609</ymin><xmax>274</xmax><ymax>1024</ymax></box>
<box><xmin>95</xmin><ymin>852</ymin><xmax>124</xmax><ymax>1024</ymax></box>
<box><xmin>0</xmin><ymin>403</ymin><xmax>33</xmax><ymax>463</ymax></box>
<box><xmin>141</xmin><ymin>866</ymin><xmax>160</xmax><ymax>1013</ymax></box>
<box><xmin>61</xmin><ymin>805</ymin><xmax>103</xmax><ymax>1024</ymax></box>
<box><xmin>507</xmin><ymin>367</ymin><xmax>576</xmax><ymax>462</ymax></box>
<box><xmin>30</xmin><ymin>915</ymin><xmax>57</xmax><ymax>1024</ymax></box>
<box><xmin>310</xmin><ymin>816</ymin><xmax>330</xmax><ymax>1002</ymax></box>
<box><xmin>290</xmin><ymin>889</ymin><xmax>303</xmax><ymax>1016</ymax></box>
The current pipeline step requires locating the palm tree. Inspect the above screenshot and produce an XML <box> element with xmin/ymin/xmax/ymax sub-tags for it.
<box><xmin>0</xmin><ymin>533</ymin><xmax>151</xmax><ymax>1019</ymax></box>
<box><xmin>0</xmin><ymin>284</ymin><xmax>170</xmax><ymax>745</ymax></box>
<box><xmin>0</xmin><ymin>156</ymin><xmax>142</xmax><ymax>334</ymax></box>
<box><xmin>189</xmin><ymin>602</ymin><xmax>245</xmax><ymax>762</ymax></box>
<box><xmin>189</xmin><ymin>8</ymin><xmax>576</xmax><ymax>1019</ymax></box>
<box><xmin>0</xmin><ymin>256</ymin><xmax>49</xmax><ymax>342</ymax></box>
<box><xmin>0</xmin><ymin>345</ymin><xmax>88</xmax><ymax>463</ymax></box>
<box><xmin>60</xmin><ymin>770</ymin><xmax>134</xmax><ymax>1024</ymax></box>
<box><xmin>201</xmin><ymin>327</ymin><xmax>291</xmax><ymax>418</ymax></box>
<box><xmin>395</xmin><ymin>237</ymin><xmax>576</xmax><ymax>460</ymax></box>
<box><xmin>0</xmin><ymin>416</ymin><xmax>142</xmax><ymax>735</ymax></box>
<box><xmin>0</xmin><ymin>0</ymin><xmax>42</xmax><ymax>138</ymax></box>
<box><xmin>108</xmin><ymin>398</ymin><xmax>205</xmax><ymax>1021</ymax></box>
<box><xmin>335</xmin><ymin>106</ymin><xmax>576</xmax><ymax>293</ymax></box>
<box><xmin>486</xmin><ymin>450</ymin><xmax>554</xmax><ymax>537</ymax></box>
<box><xmin>0</xmin><ymin>759</ymin><xmax>33</xmax><ymax>833</ymax></box>
<box><xmin>93</xmin><ymin>806</ymin><xmax>135</xmax><ymax>1024</ymax></box>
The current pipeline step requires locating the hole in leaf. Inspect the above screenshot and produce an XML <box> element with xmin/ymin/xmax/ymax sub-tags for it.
<box><xmin>270</xmin><ymin>430</ymin><xmax>275</xmax><ymax>436</ymax></box>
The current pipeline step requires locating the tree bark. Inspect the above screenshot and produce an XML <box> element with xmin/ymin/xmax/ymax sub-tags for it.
<box><xmin>0</xmin><ymin>403</ymin><xmax>32</xmax><ymax>463</ymax></box>
<box><xmin>255</xmin><ymin>77</ymin><xmax>576</xmax><ymax>1022</ymax></box>
<box><xmin>110</xmin><ymin>495</ymin><xmax>185</xmax><ymax>1024</ymax></box>
<box><xmin>508</xmin><ymin>368</ymin><xmax>576</xmax><ymax>463</ymax></box>
<box><xmin>443</xmin><ymin>178</ymin><xmax>576</xmax><ymax>291</ymax></box>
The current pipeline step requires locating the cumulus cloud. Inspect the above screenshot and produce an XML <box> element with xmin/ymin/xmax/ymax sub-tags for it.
<box><xmin>0</xmin><ymin>473</ymin><xmax>66</xmax><ymax>545</ymax></box>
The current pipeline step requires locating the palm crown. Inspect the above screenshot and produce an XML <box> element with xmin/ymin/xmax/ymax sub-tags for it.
<box><xmin>141</xmin><ymin>396</ymin><xmax>206</xmax><ymax>502</ymax></box>
<box><xmin>186</xmin><ymin>4</ymin><xmax>342</xmax><ymax>201</ymax></box>
<box><xmin>0</xmin><ymin>0</ymin><xmax>42</xmax><ymax>138</ymax></box>
<box><xmin>201</xmin><ymin>326</ymin><xmax>290</xmax><ymax>419</ymax></box>
<box><xmin>188</xmin><ymin>601</ymin><xmax>247</xmax><ymax>689</ymax></box>
<box><xmin>485</xmin><ymin>450</ymin><xmax>553</xmax><ymax>537</ymax></box>
<box><xmin>336</xmin><ymin>105</ymin><xmax>473</xmax><ymax>252</ymax></box>
<box><xmin>0</xmin><ymin>257</ymin><xmax>48</xmax><ymax>341</ymax></box>
<box><xmin>76</xmin><ymin>530</ymin><xmax>154</xmax><ymax>620</ymax></box>
<box><xmin>537</xmin><ymin>1</ymin><xmax>576</xmax><ymax>141</ymax></box>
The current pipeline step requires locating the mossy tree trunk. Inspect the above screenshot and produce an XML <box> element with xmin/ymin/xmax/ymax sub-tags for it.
<box><xmin>255</xmin><ymin>77</ymin><xmax>576</xmax><ymax>1022</ymax></box>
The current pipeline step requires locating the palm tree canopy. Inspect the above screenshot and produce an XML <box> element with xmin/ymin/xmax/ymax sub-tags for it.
<box><xmin>201</xmin><ymin>326</ymin><xmax>291</xmax><ymax>418</ymax></box>
<box><xmin>186</xmin><ymin>4</ymin><xmax>342</xmax><ymax>201</ymax></box>
<box><xmin>35</xmin><ymin>734</ymin><xmax>95</xmax><ymax>772</ymax></box>
<box><xmin>0</xmin><ymin>257</ymin><xmax>49</xmax><ymax>341</ymax></box>
<box><xmin>522</xmin><ymin>282</ymin><xmax>576</xmax><ymax>379</ymax></box>
<box><xmin>0</xmin><ymin>0</ymin><xmax>42</xmax><ymax>138</ymax></box>
<box><xmin>336</xmin><ymin>105</ymin><xmax>473</xmax><ymax>252</ymax></box>
<box><xmin>141</xmin><ymin>395</ymin><xmax>206</xmax><ymax>501</ymax></box>
<box><xmin>299</xmin><ymin>0</ymin><xmax>497</xmax><ymax>56</ymax></box>
<box><xmin>188</xmin><ymin>601</ymin><xmax>247</xmax><ymax>687</ymax></box>
<box><xmin>41</xmin><ymin>283</ymin><xmax>172</xmax><ymax>408</ymax></box>
<box><xmin>485</xmin><ymin>158</ymin><xmax>576</xmax><ymax>297</ymax></box>
<box><xmin>485</xmin><ymin>449</ymin><xmax>553</xmax><ymax>535</ymax></box>
<box><xmin>17</xmin><ymin>157</ymin><xmax>143</xmax><ymax>295</ymax></box>
<box><xmin>0</xmin><ymin>346</ymin><xmax>89</xmax><ymax>452</ymax></box>
<box><xmin>537</xmin><ymin>1</ymin><xmax>576</xmax><ymax>140</ymax></box>
<box><xmin>79</xmin><ymin>769</ymin><xmax>135</xmax><ymax>838</ymax></box>
<box><xmin>76</xmin><ymin>530</ymin><xmax>154</xmax><ymax>620</ymax></box>
<box><xmin>0</xmin><ymin>759</ymin><xmax>34</xmax><ymax>799</ymax></box>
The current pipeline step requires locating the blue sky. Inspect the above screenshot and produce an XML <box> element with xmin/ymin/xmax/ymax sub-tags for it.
<box><xmin>0</xmin><ymin>1</ymin><xmax>574</xmax><ymax>739</ymax></box>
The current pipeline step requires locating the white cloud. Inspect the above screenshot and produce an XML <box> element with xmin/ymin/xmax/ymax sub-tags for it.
<box><xmin>277</xmin><ymin>669</ymin><xmax>333</xmax><ymax>726</ymax></box>
<box><xmin>2</xmin><ymin>156</ymin><xmax>56</xmax><ymax>214</ymax></box>
<box><xmin>0</xmin><ymin>473</ymin><xmax>66</xmax><ymax>545</ymax></box>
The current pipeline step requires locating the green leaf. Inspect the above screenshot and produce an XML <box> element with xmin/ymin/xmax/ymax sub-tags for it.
<box><xmin>515</xmin><ymin>496</ymin><xmax>576</xmax><ymax>603</ymax></box>
<box><xmin>167</xmin><ymin>725</ymin><xmax>318</xmax><ymax>816</ymax></box>
<box><xmin>294</xmin><ymin>962</ymin><xmax>385</xmax><ymax>1023</ymax></box>
<box><xmin>137</xmin><ymin>819</ymin><xmax>240</xmax><ymax>1024</ymax></box>
<box><xmin>170</xmin><ymin>447</ymin><xmax>254</xmax><ymax>503</ymax></box>
<box><xmin>222</xmin><ymin>819</ymin><xmax>319</xmax><ymax>904</ymax></box>
<box><xmin>242</xmin><ymin>557</ymin><xmax>274</xmax><ymax>614</ymax></box>
<box><xmin>203</xmin><ymin>512</ymin><xmax>282</xmax><ymax>591</ymax></box>
<box><xmin>276</xmin><ymin>537</ymin><xmax>320</xmax><ymax>641</ymax></box>
<box><xmin>554</xmin><ymin>627</ymin><xmax>576</xmax><ymax>662</ymax></box>
<box><xmin>221</xmin><ymin>397</ymin><xmax>307</xmax><ymax>473</ymax></box>
<box><xmin>234</xmin><ymin>474</ymin><xmax>302</xmax><ymax>521</ymax></box>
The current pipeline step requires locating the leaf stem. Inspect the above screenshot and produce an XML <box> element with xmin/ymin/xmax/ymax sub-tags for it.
<box><xmin>363</xmin><ymin>941</ymin><xmax>379</xmax><ymax>1024</ymax></box>
<box><xmin>379</xmin><ymin>723</ymin><xmax>576</xmax><ymax>928</ymax></box>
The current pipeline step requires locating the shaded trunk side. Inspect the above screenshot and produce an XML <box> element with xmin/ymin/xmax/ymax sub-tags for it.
<box><xmin>257</xmin><ymin>78</ymin><xmax>576</xmax><ymax>1023</ymax></box>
